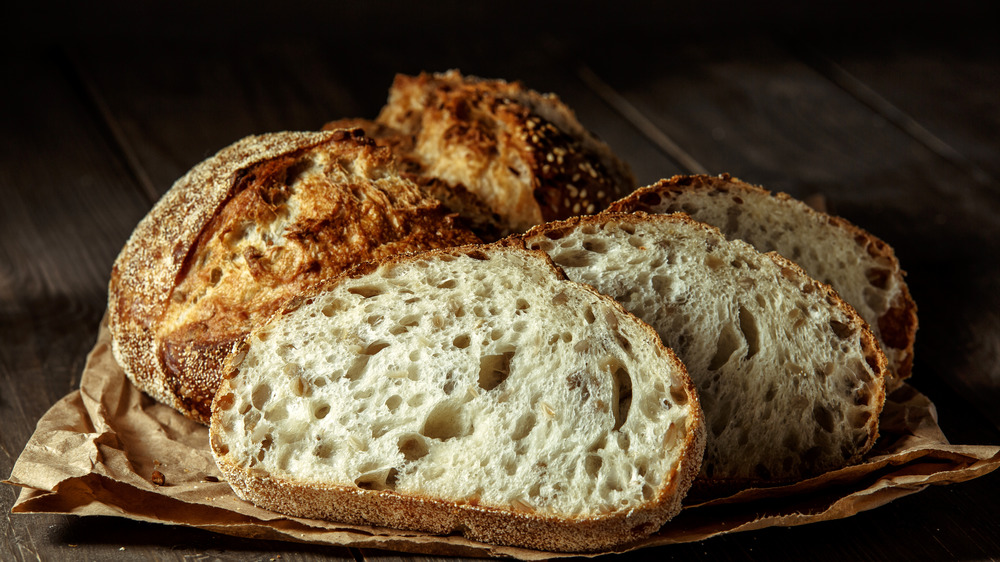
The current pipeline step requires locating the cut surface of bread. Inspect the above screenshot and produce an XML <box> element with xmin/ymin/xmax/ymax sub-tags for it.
<box><xmin>608</xmin><ymin>174</ymin><xmax>917</xmax><ymax>383</ymax></box>
<box><xmin>108</xmin><ymin>129</ymin><xmax>479</xmax><ymax>423</ymax></box>
<box><xmin>326</xmin><ymin>70</ymin><xmax>637</xmax><ymax>237</ymax></box>
<box><xmin>521</xmin><ymin>213</ymin><xmax>887</xmax><ymax>488</ymax></box>
<box><xmin>210</xmin><ymin>244</ymin><xmax>704</xmax><ymax>552</ymax></box>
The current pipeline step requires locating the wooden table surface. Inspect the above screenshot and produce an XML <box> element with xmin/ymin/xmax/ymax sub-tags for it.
<box><xmin>3</xmin><ymin>4</ymin><xmax>999</xmax><ymax>560</ymax></box>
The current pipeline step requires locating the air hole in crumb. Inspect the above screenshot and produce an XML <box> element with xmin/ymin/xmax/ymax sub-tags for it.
<box><xmin>583</xmin><ymin>238</ymin><xmax>608</xmax><ymax>253</ymax></box>
<box><xmin>551</xmin><ymin>291</ymin><xmax>570</xmax><ymax>306</ymax></box>
<box><xmin>851</xmin><ymin>409</ymin><xmax>873</xmax><ymax>427</ymax></box>
<box><xmin>814</xmin><ymin>404</ymin><xmax>835</xmax><ymax>433</ymax></box>
<box><xmin>479</xmin><ymin>350</ymin><xmax>515</xmax><ymax>391</ymax></box>
<box><xmin>363</xmin><ymin>341</ymin><xmax>390</xmax><ymax>355</ymax></box>
<box><xmin>704</xmin><ymin>254</ymin><xmax>725</xmax><ymax>271</ymax></box>
<box><xmin>738</xmin><ymin>305</ymin><xmax>760</xmax><ymax>359</ymax></box>
<box><xmin>516</xmin><ymin>298</ymin><xmax>530</xmax><ymax>311</ymax></box>
<box><xmin>355</xmin><ymin>468</ymin><xmax>398</xmax><ymax>491</ymax></box>
<box><xmin>437</xmin><ymin>279</ymin><xmax>458</xmax><ymax>289</ymax></box>
<box><xmin>584</xmin><ymin>454</ymin><xmax>602</xmax><ymax>477</ymax></box>
<box><xmin>830</xmin><ymin>320</ymin><xmax>856</xmax><ymax>339</ymax></box>
<box><xmin>398</xmin><ymin>433</ymin><xmax>430</xmax><ymax>461</ymax></box>
<box><xmin>209</xmin><ymin>267</ymin><xmax>223</xmax><ymax>285</ymax></box>
<box><xmin>385</xmin><ymin>395</ymin><xmax>403</xmax><ymax>412</ymax></box>
<box><xmin>669</xmin><ymin>383</ymin><xmax>689</xmax><ymax>406</ymax></box>
<box><xmin>422</xmin><ymin>403</ymin><xmax>470</xmax><ymax>441</ymax></box>
<box><xmin>217</xmin><ymin>392</ymin><xmax>235</xmax><ymax>411</ymax></box>
<box><xmin>606</xmin><ymin>359</ymin><xmax>633</xmax><ymax>431</ymax></box>
<box><xmin>453</xmin><ymin>334</ymin><xmax>471</xmax><ymax>349</ymax></box>
<box><xmin>321</xmin><ymin>300</ymin><xmax>343</xmax><ymax>317</ymax></box>
<box><xmin>314</xmin><ymin>403</ymin><xmax>331</xmax><ymax>419</ymax></box>
<box><xmin>348</xmin><ymin>285</ymin><xmax>385</xmax><ymax>298</ymax></box>
<box><xmin>554</xmin><ymin>249</ymin><xmax>594</xmax><ymax>268</ymax></box>
<box><xmin>251</xmin><ymin>383</ymin><xmax>272</xmax><ymax>410</ymax></box>
<box><xmin>289</xmin><ymin>376</ymin><xmax>309</xmax><ymax>397</ymax></box>
<box><xmin>651</xmin><ymin>274</ymin><xmax>673</xmax><ymax>295</ymax></box>
<box><xmin>345</xmin><ymin>356</ymin><xmax>370</xmax><ymax>381</ymax></box>
<box><xmin>584</xmin><ymin>306</ymin><xmax>596</xmax><ymax>324</ymax></box>
<box><xmin>708</xmin><ymin>323</ymin><xmax>741</xmax><ymax>371</ymax></box>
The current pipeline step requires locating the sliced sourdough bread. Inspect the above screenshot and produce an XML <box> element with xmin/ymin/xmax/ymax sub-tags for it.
<box><xmin>326</xmin><ymin>70</ymin><xmax>637</xmax><ymax>238</ymax></box>
<box><xmin>108</xmin><ymin>129</ymin><xmax>479</xmax><ymax>424</ymax></box>
<box><xmin>209</xmin><ymin>243</ymin><xmax>704</xmax><ymax>552</ymax></box>
<box><xmin>608</xmin><ymin>174</ymin><xmax>917</xmax><ymax>384</ymax></box>
<box><xmin>521</xmin><ymin>213</ymin><xmax>888</xmax><ymax>488</ymax></box>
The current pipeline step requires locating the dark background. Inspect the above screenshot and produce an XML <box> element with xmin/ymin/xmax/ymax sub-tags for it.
<box><xmin>3</xmin><ymin>2</ymin><xmax>999</xmax><ymax>560</ymax></box>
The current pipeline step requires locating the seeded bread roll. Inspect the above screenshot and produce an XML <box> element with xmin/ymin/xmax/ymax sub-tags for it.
<box><xmin>608</xmin><ymin>174</ymin><xmax>917</xmax><ymax>384</ymax></box>
<box><xmin>326</xmin><ymin>70</ymin><xmax>637</xmax><ymax>237</ymax></box>
<box><xmin>210</xmin><ymin>243</ymin><xmax>705</xmax><ymax>552</ymax></box>
<box><xmin>521</xmin><ymin>213</ymin><xmax>888</xmax><ymax>488</ymax></box>
<box><xmin>108</xmin><ymin>129</ymin><xmax>479</xmax><ymax>423</ymax></box>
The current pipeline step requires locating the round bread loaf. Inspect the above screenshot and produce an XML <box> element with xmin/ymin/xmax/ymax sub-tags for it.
<box><xmin>326</xmin><ymin>70</ymin><xmax>637</xmax><ymax>238</ymax></box>
<box><xmin>108</xmin><ymin>129</ymin><xmax>480</xmax><ymax>423</ymax></box>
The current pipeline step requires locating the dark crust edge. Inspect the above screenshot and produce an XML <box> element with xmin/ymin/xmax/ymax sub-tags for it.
<box><xmin>608</xmin><ymin>173</ymin><xmax>917</xmax><ymax>384</ymax></box>
<box><xmin>209</xmin><ymin>241</ymin><xmax>706</xmax><ymax>553</ymax></box>
<box><xmin>518</xmin><ymin>211</ymin><xmax>888</xmax><ymax>491</ymax></box>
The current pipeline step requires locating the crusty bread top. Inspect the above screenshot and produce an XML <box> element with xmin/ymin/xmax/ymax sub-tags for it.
<box><xmin>108</xmin><ymin>129</ymin><xmax>479</xmax><ymax>423</ymax></box>
<box><xmin>608</xmin><ymin>174</ymin><xmax>917</xmax><ymax>383</ymax></box>
<box><xmin>210</xmin><ymin>242</ymin><xmax>705</xmax><ymax>552</ymax></box>
<box><xmin>358</xmin><ymin>70</ymin><xmax>637</xmax><ymax>236</ymax></box>
<box><xmin>521</xmin><ymin>212</ymin><xmax>888</xmax><ymax>488</ymax></box>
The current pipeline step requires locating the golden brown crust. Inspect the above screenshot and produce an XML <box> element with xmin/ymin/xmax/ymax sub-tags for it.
<box><xmin>109</xmin><ymin>129</ymin><xmax>479</xmax><ymax>423</ymax></box>
<box><xmin>366</xmin><ymin>70</ymin><xmax>637</xmax><ymax>236</ymax></box>
<box><xmin>210</xmin><ymin>242</ymin><xmax>705</xmax><ymax>553</ymax></box>
<box><xmin>608</xmin><ymin>174</ymin><xmax>918</xmax><ymax>383</ymax></box>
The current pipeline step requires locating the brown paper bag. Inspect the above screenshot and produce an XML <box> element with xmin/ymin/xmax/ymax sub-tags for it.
<box><xmin>6</xmin><ymin>318</ymin><xmax>1000</xmax><ymax>558</ymax></box>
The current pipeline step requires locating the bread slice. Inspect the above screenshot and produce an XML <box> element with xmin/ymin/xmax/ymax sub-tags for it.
<box><xmin>521</xmin><ymin>213</ymin><xmax>888</xmax><ymax>488</ymax></box>
<box><xmin>325</xmin><ymin>70</ymin><xmax>637</xmax><ymax>237</ymax></box>
<box><xmin>209</xmin><ymin>243</ymin><xmax>704</xmax><ymax>552</ymax></box>
<box><xmin>608</xmin><ymin>174</ymin><xmax>917</xmax><ymax>384</ymax></box>
<box><xmin>108</xmin><ymin>129</ymin><xmax>480</xmax><ymax>423</ymax></box>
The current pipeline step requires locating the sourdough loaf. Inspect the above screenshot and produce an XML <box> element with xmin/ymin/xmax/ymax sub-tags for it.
<box><xmin>521</xmin><ymin>213</ymin><xmax>888</xmax><ymax>488</ymax></box>
<box><xmin>210</xmin><ymin>243</ymin><xmax>704</xmax><ymax>552</ymax></box>
<box><xmin>608</xmin><ymin>174</ymin><xmax>917</xmax><ymax>383</ymax></box>
<box><xmin>325</xmin><ymin>70</ymin><xmax>637</xmax><ymax>238</ymax></box>
<box><xmin>108</xmin><ymin>129</ymin><xmax>479</xmax><ymax>423</ymax></box>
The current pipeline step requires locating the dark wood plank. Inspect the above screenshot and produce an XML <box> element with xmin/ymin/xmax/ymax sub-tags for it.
<box><xmin>0</xmin><ymin>49</ymin><xmax>152</xmax><ymax>562</ymax></box>
<box><xmin>69</xmin><ymin>41</ymin><xmax>372</xmax><ymax>197</ymax></box>
<box><xmin>804</xmin><ymin>25</ymin><xmax>1000</xmax><ymax>184</ymax></box>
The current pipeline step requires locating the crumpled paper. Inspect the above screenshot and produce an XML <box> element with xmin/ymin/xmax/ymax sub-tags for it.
<box><xmin>6</xmin><ymin>317</ymin><xmax>1000</xmax><ymax>559</ymax></box>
